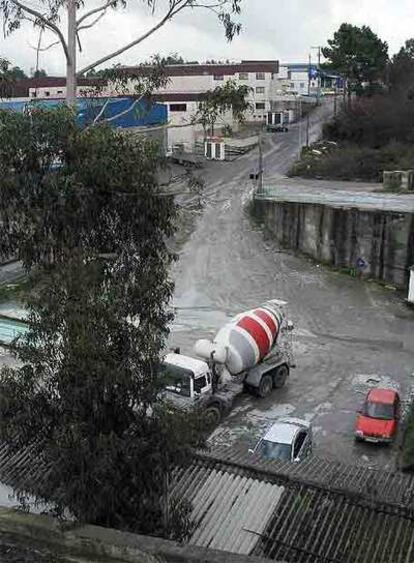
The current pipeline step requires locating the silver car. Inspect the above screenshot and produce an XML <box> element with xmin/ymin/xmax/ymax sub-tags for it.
<box><xmin>251</xmin><ymin>417</ymin><xmax>312</xmax><ymax>463</ymax></box>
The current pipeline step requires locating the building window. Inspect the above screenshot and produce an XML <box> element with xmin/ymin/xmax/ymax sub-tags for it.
<box><xmin>213</xmin><ymin>75</ymin><xmax>224</xmax><ymax>81</ymax></box>
<box><xmin>300</xmin><ymin>83</ymin><xmax>305</xmax><ymax>89</ymax></box>
<box><xmin>255</xmin><ymin>102</ymin><xmax>266</xmax><ymax>110</ymax></box>
<box><xmin>256</xmin><ymin>87</ymin><xmax>265</xmax><ymax>94</ymax></box>
<box><xmin>169</xmin><ymin>103</ymin><xmax>187</xmax><ymax>112</ymax></box>
<box><xmin>239</xmin><ymin>72</ymin><xmax>249</xmax><ymax>80</ymax></box>
<box><xmin>290</xmin><ymin>83</ymin><xmax>295</xmax><ymax>89</ymax></box>
<box><xmin>44</xmin><ymin>91</ymin><xmax>50</xmax><ymax>97</ymax></box>
<box><xmin>256</xmin><ymin>72</ymin><xmax>265</xmax><ymax>80</ymax></box>
<box><xmin>57</xmin><ymin>90</ymin><xmax>63</xmax><ymax>94</ymax></box>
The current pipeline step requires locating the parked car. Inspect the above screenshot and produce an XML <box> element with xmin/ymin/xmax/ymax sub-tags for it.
<box><xmin>250</xmin><ymin>417</ymin><xmax>312</xmax><ymax>462</ymax></box>
<box><xmin>274</xmin><ymin>125</ymin><xmax>289</xmax><ymax>132</ymax></box>
<box><xmin>354</xmin><ymin>388</ymin><xmax>400</xmax><ymax>444</ymax></box>
<box><xmin>266</xmin><ymin>125</ymin><xmax>289</xmax><ymax>133</ymax></box>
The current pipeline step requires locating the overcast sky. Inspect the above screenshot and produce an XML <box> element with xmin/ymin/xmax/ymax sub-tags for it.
<box><xmin>1</xmin><ymin>0</ymin><xmax>414</xmax><ymax>75</ymax></box>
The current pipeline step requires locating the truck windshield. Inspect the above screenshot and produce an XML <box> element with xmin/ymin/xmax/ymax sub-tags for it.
<box><xmin>159</xmin><ymin>363</ymin><xmax>193</xmax><ymax>398</ymax></box>
<box><xmin>257</xmin><ymin>440</ymin><xmax>292</xmax><ymax>461</ymax></box>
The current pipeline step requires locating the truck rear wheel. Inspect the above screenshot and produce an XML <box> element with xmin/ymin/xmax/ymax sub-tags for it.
<box><xmin>273</xmin><ymin>365</ymin><xmax>289</xmax><ymax>389</ymax></box>
<box><xmin>257</xmin><ymin>374</ymin><xmax>273</xmax><ymax>398</ymax></box>
<box><xmin>204</xmin><ymin>405</ymin><xmax>222</xmax><ymax>427</ymax></box>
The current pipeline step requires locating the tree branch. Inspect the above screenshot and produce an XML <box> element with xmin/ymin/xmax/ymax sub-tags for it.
<box><xmin>76</xmin><ymin>0</ymin><xmax>114</xmax><ymax>27</ymax></box>
<box><xmin>9</xmin><ymin>0</ymin><xmax>69</xmax><ymax>61</ymax></box>
<box><xmin>77</xmin><ymin>10</ymin><xmax>107</xmax><ymax>32</ymax></box>
<box><xmin>98</xmin><ymin>95</ymin><xmax>145</xmax><ymax>123</ymax></box>
<box><xmin>77</xmin><ymin>0</ymin><xmax>190</xmax><ymax>76</ymax></box>
<box><xmin>30</xmin><ymin>39</ymin><xmax>60</xmax><ymax>52</ymax></box>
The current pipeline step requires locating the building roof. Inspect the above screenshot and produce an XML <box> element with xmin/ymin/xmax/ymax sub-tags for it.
<box><xmin>178</xmin><ymin>447</ymin><xmax>414</xmax><ymax>562</ymax></box>
<box><xmin>172</xmin><ymin>464</ymin><xmax>285</xmax><ymax>554</ymax></box>
<box><xmin>125</xmin><ymin>61</ymin><xmax>279</xmax><ymax>77</ymax></box>
<box><xmin>1</xmin><ymin>437</ymin><xmax>414</xmax><ymax>562</ymax></box>
<box><xmin>367</xmin><ymin>388</ymin><xmax>397</xmax><ymax>404</ymax></box>
<box><xmin>154</xmin><ymin>93</ymin><xmax>204</xmax><ymax>102</ymax></box>
<box><xmin>4</xmin><ymin>77</ymin><xmax>105</xmax><ymax>98</ymax></box>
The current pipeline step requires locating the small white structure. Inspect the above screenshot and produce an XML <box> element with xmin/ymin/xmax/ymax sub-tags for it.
<box><xmin>205</xmin><ymin>139</ymin><xmax>225</xmax><ymax>160</ymax></box>
<box><xmin>267</xmin><ymin>112</ymin><xmax>284</xmax><ymax>126</ymax></box>
<box><xmin>408</xmin><ymin>266</ymin><xmax>414</xmax><ymax>304</ymax></box>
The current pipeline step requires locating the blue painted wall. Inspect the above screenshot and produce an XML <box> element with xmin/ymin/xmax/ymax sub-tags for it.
<box><xmin>0</xmin><ymin>97</ymin><xmax>167</xmax><ymax>129</ymax></box>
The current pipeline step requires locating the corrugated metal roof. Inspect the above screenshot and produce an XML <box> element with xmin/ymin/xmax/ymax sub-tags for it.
<box><xmin>172</xmin><ymin>465</ymin><xmax>284</xmax><ymax>554</ymax></box>
<box><xmin>1</xmin><ymin>437</ymin><xmax>414</xmax><ymax>562</ymax></box>
<box><xmin>170</xmin><ymin>451</ymin><xmax>414</xmax><ymax>563</ymax></box>
<box><xmin>200</xmin><ymin>445</ymin><xmax>414</xmax><ymax>510</ymax></box>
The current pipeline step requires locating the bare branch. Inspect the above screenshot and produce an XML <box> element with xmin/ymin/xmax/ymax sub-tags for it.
<box><xmin>92</xmin><ymin>97</ymin><xmax>111</xmax><ymax>123</ymax></box>
<box><xmin>77</xmin><ymin>0</ymin><xmax>191</xmax><ymax>76</ymax></box>
<box><xmin>76</xmin><ymin>0</ymin><xmax>114</xmax><ymax>27</ymax></box>
<box><xmin>9</xmin><ymin>0</ymin><xmax>69</xmax><ymax>61</ymax></box>
<box><xmin>30</xmin><ymin>38</ymin><xmax>60</xmax><ymax>52</ymax></box>
<box><xmin>98</xmin><ymin>95</ymin><xmax>145</xmax><ymax>124</ymax></box>
<box><xmin>77</xmin><ymin>10</ymin><xmax>107</xmax><ymax>32</ymax></box>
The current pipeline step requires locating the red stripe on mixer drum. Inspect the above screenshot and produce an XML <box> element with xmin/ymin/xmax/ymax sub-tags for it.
<box><xmin>254</xmin><ymin>309</ymin><xmax>278</xmax><ymax>337</ymax></box>
<box><xmin>237</xmin><ymin>315</ymin><xmax>271</xmax><ymax>358</ymax></box>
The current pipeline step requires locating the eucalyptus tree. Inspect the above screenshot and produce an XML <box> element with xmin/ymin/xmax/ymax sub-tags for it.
<box><xmin>1</xmin><ymin>0</ymin><xmax>242</xmax><ymax>104</ymax></box>
<box><xmin>0</xmin><ymin>106</ymin><xmax>203</xmax><ymax>536</ymax></box>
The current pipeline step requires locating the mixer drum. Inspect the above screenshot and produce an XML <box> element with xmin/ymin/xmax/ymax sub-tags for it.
<box><xmin>214</xmin><ymin>300</ymin><xmax>284</xmax><ymax>375</ymax></box>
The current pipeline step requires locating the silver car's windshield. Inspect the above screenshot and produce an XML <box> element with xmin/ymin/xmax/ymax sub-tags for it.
<box><xmin>257</xmin><ymin>439</ymin><xmax>292</xmax><ymax>461</ymax></box>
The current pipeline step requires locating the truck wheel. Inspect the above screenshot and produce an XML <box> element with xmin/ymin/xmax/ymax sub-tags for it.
<box><xmin>204</xmin><ymin>405</ymin><xmax>222</xmax><ymax>427</ymax></box>
<box><xmin>273</xmin><ymin>365</ymin><xmax>289</xmax><ymax>389</ymax></box>
<box><xmin>257</xmin><ymin>375</ymin><xmax>273</xmax><ymax>398</ymax></box>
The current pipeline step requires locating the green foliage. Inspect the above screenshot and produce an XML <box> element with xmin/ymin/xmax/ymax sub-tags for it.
<box><xmin>0</xmin><ymin>57</ymin><xmax>11</xmax><ymax>97</ymax></box>
<box><xmin>194</xmin><ymin>79</ymin><xmax>252</xmax><ymax>136</ymax></box>
<box><xmin>32</xmin><ymin>68</ymin><xmax>47</xmax><ymax>78</ymax></box>
<box><xmin>389</xmin><ymin>38</ymin><xmax>414</xmax><ymax>97</ymax></box>
<box><xmin>323</xmin><ymin>96</ymin><xmax>414</xmax><ymax>147</ymax></box>
<box><xmin>322</xmin><ymin>23</ymin><xmax>388</xmax><ymax>94</ymax></box>
<box><xmin>401</xmin><ymin>401</ymin><xmax>414</xmax><ymax>472</ymax></box>
<box><xmin>0</xmin><ymin>106</ymin><xmax>203</xmax><ymax>536</ymax></box>
<box><xmin>289</xmin><ymin>141</ymin><xmax>414</xmax><ymax>182</ymax></box>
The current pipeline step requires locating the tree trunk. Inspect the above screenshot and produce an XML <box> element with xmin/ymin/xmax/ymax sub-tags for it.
<box><xmin>66</xmin><ymin>0</ymin><xmax>77</xmax><ymax>105</ymax></box>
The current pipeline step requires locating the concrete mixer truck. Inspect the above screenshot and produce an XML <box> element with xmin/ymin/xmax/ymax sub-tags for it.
<box><xmin>160</xmin><ymin>300</ymin><xmax>294</xmax><ymax>426</ymax></box>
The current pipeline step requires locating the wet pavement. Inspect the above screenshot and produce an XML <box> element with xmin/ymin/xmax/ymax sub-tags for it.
<box><xmin>170</xmin><ymin>101</ymin><xmax>414</xmax><ymax>471</ymax></box>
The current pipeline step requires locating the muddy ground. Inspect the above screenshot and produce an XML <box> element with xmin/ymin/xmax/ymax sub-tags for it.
<box><xmin>169</xmin><ymin>101</ymin><xmax>414</xmax><ymax>470</ymax></box>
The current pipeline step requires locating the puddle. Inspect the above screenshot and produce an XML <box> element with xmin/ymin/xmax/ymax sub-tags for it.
<box><xmin>351</xmin><ymin>373</ymin><xmax>399</xmax><ymax>392</ymax></box>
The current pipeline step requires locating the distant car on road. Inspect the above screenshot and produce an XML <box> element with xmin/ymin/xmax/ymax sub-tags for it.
<box><xmin>354</xmin><ymin>388</ymin><xmax>400</xmax><ymax>444</ymax></box>
<box><xmin>266</xmin><ymin>125</ymin><xmax>289</xmax><ymax>133</ymax></box>
<box><xmin>250</xmin><ymin>417</ymin><xmax>312</xmax><ymax>462</ymax></box>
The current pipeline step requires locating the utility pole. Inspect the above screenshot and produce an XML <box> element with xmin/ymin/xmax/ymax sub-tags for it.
<box><xmin>311</xmin><ymin>46</ymin><xmax>322</xmax><ymax>106</ymax></box>
<box><xmin>66</xmin><ymin>0</ymin><xmax>77</xmax><ymax>105</ymax></box>
<box><xmin>299</xmin><ymin>98</ymin><xmax>302</xmax><ymax>155</ymax></box>
<box><xmin>258</xmin><ymin>127</ymin><xmax>264</xmax><ymax>193</ymax></box>
<box><xmin>308</xmin><ymin>53</ymin><xmax>311</xmax><ymax>96</ymax></box>
<box><xmin>316</xmin><ymin>46</ymin><xmax>321</xmax><ymax>106</ymax></box>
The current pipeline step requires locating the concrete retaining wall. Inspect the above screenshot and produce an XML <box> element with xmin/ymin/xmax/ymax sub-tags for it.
<box><xmin>0</xmin><ymin>506</ymin><xmax>274</xmax><ymax>563</ymax></box>
<box><xmin>253</xmin><ymin>199</ymin><xmax>414</xmax><ymax>288</ymax></box>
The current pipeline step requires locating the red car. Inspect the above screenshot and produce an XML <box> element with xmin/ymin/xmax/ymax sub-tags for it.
<box><xmin>354</xmin><ymin>388</ymin><xmax>400</xmax><ymax>444</ymax></box>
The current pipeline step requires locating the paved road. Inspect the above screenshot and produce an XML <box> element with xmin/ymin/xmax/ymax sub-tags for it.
<box><xmin>170</xmin><ymin>101</ymin><xmax>414</xmax><ymax>471</ymax></box>
<box><xmin>257</xmin><ymin>177</ymin><xmax>414</xmax><ymax>212</ymax></box>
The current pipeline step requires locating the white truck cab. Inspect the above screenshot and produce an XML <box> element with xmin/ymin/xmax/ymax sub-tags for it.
<box><xmin>162</xmin><ymin>353</ymin><xmax>212</xmax><ymax>400</ymax></box>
